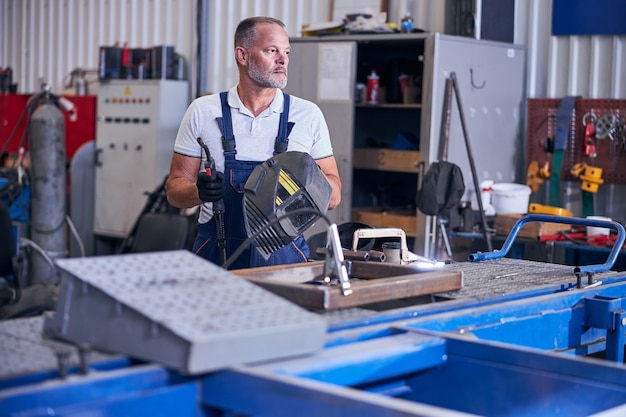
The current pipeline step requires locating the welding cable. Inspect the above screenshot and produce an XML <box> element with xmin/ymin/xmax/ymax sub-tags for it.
<box><xmin>3</xmin><ymin>89</ymin><xmax>66</xmax><ymax>160</ymax></box>
<box><xmin>0</xmin><ymin>102</ymin><xmax>29</xmax><ymax>157</ymax></box>
<box><xmin>3</xmin><ymin>254</ymin><xmax>23</xmax><ymax>305</ymax></box>
<box><xmin>221</xmin><ymin>208</ymin><xmax>332</xmax><ymax>270</ymax></box>
<box><xmin>0</xmin><ymin>91</ymin><xmax>46</xmax><ymax>157</ymax></box>
<box><xmin>0</xmin><ymin>169</ymin><xmax>22</xmax><ymax>202</ymax></box>
<box><xmin>65</xmin><ymin>214</ymin><xmax>86</xmax><ymax>257</ymax></box>
<box><xmin>20</xmin><ymin>238</ymin><xmax>56</xmax><ymax>269</ymax></box>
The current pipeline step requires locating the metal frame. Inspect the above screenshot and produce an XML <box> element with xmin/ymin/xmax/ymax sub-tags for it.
<box><xmin>470</xmin><ymin>214</ymin><xmax>626</xmax><ymax>275</ymax></box>
<box><xmin>3</xmin><ymin>245</ymin><xmax>626</xmax><ymax>416</ymax></box>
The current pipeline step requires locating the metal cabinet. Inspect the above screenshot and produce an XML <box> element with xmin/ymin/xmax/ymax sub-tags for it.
<box><xmin>94</xmin><ymin>80</ymin><xmax>189</xmax><ymax>238</ymax></box>
<box><xmin>286</xmin><ymin>34</ymin><xmax>525</xmax><ymax>257</ymax></box>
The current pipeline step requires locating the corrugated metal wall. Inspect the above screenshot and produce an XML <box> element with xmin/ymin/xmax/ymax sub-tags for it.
<box><xmin>0</xmin><ymin>0</ymin><xmax>196</xmax><ymax>96</ymax></box>
<box><xmin>1</xmin><ymin>0</ymin><xmax>623</xmax><ymax>221</ymax></box>
<box><xmin>203</xmin><ymin>0</ymin><xmax>331</xmax><ymax>94</ymax></box>
<box><xmin>516</xmin><ymin>0</ymin><xmax>626</xmax><ymax>99</ymax></box>
<box><xmin>2</xmin><ymin>0</ymin><xmax>623</xmax><ymax>100</ymax></box>
<box><xmin>393</xmin><ymin>0</ymin><xmax>626</xmax><ymax>100</ymax></box>
<box><xmin>547</xmin><ymin>35</ymin><xmax>625</xmax><ymax>98</ymax></box>
<box><xmin>0</xmin><ymin>0</ymin><xmax>332</xmax><ymax>98</ymax></box>
<box><xmin>515</xmin><ymin>0</ymin><xmax>626</xmax><ymax>222</ymax></box>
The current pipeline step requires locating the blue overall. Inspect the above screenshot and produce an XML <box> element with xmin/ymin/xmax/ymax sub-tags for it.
<box><xmin>192</xmin><ymin>92</ymin><xmax>310</xmax><ymax>269</ymax></box>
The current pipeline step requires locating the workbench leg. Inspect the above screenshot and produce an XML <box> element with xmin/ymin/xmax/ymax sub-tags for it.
<box><xmin>606</xmin><ymin>310</ymin><xmax>626</xmax><ymax>363</ymax></box>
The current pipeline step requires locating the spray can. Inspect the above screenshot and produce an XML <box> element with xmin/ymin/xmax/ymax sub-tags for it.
<box><xmin>367</xmin><ymin>69</ymin><xmax>380</xmax><ymax>105</ymax></box>
<box><xmin>401</xmin><ymin>12</ymin><xmax>414</xmax><ymax>33</ymax></box>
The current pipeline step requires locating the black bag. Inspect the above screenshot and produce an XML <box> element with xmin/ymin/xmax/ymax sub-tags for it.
<box><xmin>417</xmin><ymin>161</ymin><xmax>465</xmax><ymax>216</ymax></box>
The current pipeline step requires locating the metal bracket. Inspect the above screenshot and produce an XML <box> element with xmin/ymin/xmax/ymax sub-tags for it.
<box><xmin>585</xmin><ymin>296</ymin><xmax>626</xmax><ymax>363</ymax></box>
<box><xmin>323</xmin><ymin>223</ymin><xmax>352</xmax><ymax>296</ymax></box>
<box><xmin>352</xmin><ymin>228</ymin><xmax>444</xmax><ymax>268</ymax></box>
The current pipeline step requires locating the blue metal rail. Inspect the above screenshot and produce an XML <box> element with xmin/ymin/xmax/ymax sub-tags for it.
<box><xmin>469</xmin><ymin>214</ymin><xmax>625</xmax><ymax>274</ymax></box>
<box><xmin>3</xmin><ymin>248</ymin><xmax>626</xmax><ymax>416</ymax></box>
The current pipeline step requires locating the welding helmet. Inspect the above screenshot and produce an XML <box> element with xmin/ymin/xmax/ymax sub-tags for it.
<box><xmin>243</xmin><ymin>151</ymin><xmax>332</xmax><ymax>258</ymax></box>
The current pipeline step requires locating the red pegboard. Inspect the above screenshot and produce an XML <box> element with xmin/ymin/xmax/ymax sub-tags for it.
<box><xmin>527</xmin><ymin>98</ymin><xmax>626</xmax><ymax>184</ymax></box>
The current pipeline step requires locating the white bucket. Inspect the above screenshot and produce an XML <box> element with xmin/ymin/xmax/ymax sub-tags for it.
<box><xmin>490</xmin><ymin>183</ymin><xmax>531</xmax><ymax>214</ymax></box>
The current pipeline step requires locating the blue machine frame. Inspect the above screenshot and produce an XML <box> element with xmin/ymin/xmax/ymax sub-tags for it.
<box><xmin>2</xmin><ymin>216</ymin><xmax>626</xmax><ymax>416</ymax></box>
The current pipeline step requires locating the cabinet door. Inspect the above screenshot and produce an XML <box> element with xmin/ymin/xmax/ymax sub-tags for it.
<box><xmin>417</xmin><ymin>34</ymin><xmax>526</xmax><ymax>256</ymax></box>
<box><xmin>285</xmin><ymin>41</ymin><xmax>356</xmax><ymax>229</ymax></box>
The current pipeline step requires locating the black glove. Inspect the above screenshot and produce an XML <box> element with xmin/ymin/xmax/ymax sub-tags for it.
<box><xmin>196</xmin><ymin>171</ymin><xmax>225</xmax><ymax>202</ymax></box>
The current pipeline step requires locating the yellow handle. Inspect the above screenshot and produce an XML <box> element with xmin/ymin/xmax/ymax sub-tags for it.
<box><xmin>528</xmin><ymin>203</ymin><xmax>573</xmax><ymax>217</ymax></box>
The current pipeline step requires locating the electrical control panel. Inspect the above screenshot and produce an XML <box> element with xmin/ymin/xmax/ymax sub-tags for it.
<box><xmin>94</xmin><ymin>80</ymin><xmax>189</xmax><ymax>238</ymax></box>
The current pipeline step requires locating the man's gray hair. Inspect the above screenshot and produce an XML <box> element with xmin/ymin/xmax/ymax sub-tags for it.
<box><xmin>234</xmin><ymin>16</ymin><xmax>286</xmax><ymax>49</ymax></box>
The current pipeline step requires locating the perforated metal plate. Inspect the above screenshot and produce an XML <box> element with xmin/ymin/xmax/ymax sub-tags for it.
<box><xmin>44</xmin><ymin>250</ymin><xmax>327</xmax><ymax>374</ymax></box>
<box><xmin>437</xmin><ymin>257</ymin><xmax>622</xmax><ymax>299</ymax></box>
<box><xmin>0</xmin><ymin>316</ymin><xmax>119</xmax><ymax>379</ymax></box>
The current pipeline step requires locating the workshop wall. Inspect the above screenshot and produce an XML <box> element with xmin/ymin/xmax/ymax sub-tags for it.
<box><xmin>514</xmin><ymin>0</ymin><xmax>626</xmax><ymax>224</ymax></box>
<box><xmin>0</xmin><ymin>0</ymin><xmax>196</xmax><ymax>95</ymax></box>
<box><xmin>515</xmin><ymin>0</ymin><xmax>626</xmax><ymax>99</ymax></box>
<box><xmin>0</xmin><ymin>0</ymin><xmax>332</xmax><ymax>98</ymax></box>
<box><xmin>1</xmin><ymin>0</ymin><xmax>624</xmax><ymax>221</ymax></box>
<box><xmin>202</xmin><ymin>0</ymin><xmax>331</xmax><ymax>95</ymax></box>
<box><xmin>2</xmin><ymin>1</ymin><xmax>625</xmax><ymax>99</ymax></box>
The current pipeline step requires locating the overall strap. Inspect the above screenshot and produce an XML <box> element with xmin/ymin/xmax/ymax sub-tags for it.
<box><xmin>215</xmin><ymin>91</ymin><xmax>237</xmax><ymax>159</ymax></box>
<box><xmin>274</xmin><ymin>93</ymin><xmax>295</xmax><ymax>155</ymax></box>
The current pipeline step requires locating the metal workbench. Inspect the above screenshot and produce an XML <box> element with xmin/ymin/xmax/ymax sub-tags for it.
<box><xmin>2</xmin><ymin>246</ymin><xmax>626</xmax><ymax>416</ymax></box>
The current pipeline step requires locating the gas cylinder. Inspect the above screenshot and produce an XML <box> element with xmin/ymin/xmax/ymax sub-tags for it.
<box><xmin>28</xmin><ymin>93</ymin><xmax>67</xmax><ymax>284</ymax></box>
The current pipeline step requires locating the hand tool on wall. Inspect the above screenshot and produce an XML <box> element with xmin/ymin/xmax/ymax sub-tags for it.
<box><xmin>526</xmin><ymin>113</ymin><xmax>555</xmax><ymax>193</ymax></box>
<box><xmin>526</xmin><ymin>160</ymin><xmax>550</xmax><ymax>193</ymax></box>
<box><xmin>577</xmin><ymin>110</ymin><xmax>600</xmax><ymax>217</ymax></box>
<box><xmin>196</xmin><ymin>137</ymin><xmax>227</xmax><ymax>265</ymax></box>
<box><xmin>549</xmin><ymin>96</ymin><xmax>579</xmax><ymax>208</ymax></box>
<box><xmin>582</xmin><ymin>111</ymin><xmax>597</xmax><ymax>158</ymax></box>
<box><xmin>571</xmin><ymin>161</ymin><xmax>604</xmax><ymax>197</ymax></box>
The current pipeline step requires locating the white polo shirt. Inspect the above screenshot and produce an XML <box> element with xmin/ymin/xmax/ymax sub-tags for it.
<box><xmin>173</xmin><ymin>86</ymin><xmax>334</xmax><ymax>222</ymax></box>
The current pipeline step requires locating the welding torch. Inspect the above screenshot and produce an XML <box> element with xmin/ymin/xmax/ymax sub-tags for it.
<box><xmin>196</xmin><ymin>137</ymin><xmax>227</xmax><ymax>266</ymax></box>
